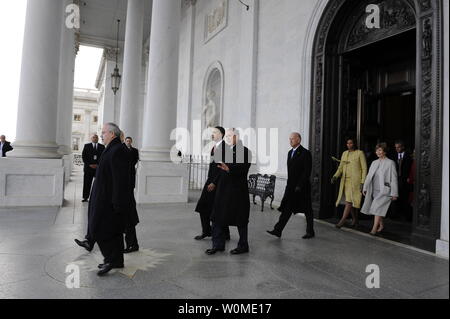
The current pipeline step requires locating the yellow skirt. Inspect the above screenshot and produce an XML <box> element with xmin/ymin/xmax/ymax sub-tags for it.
<box><xmin>341</xmin><ymin>177</ymin><xmax>362</xmax><ymax>209</ymax></box>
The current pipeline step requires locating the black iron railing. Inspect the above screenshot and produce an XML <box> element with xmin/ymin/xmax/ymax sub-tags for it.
<box><xmin>182</xmin><ymin>154</ymin><xmax>210</xmax><ymax>190</ymax></box>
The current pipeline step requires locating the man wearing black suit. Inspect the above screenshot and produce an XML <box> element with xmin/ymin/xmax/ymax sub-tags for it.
<box><xmin>267</xmin><ymin>132</ymin><xmax>315</xmax><ymax>239</ymax></box>
<box><xmin>88</xmin><ymin>123</ymin><xmax>130</xmax><ymax>276</ymax></box>
<box><xmin>124</xmin><ymin>137</ymin><xmax>139</xmax><ymax>189</ymax></box>
<box><xmin>0</xmin><ymin>135</ymin><xmax>13</xmax><ymax>157</ymax></box>
<box><xmin>123</xmin><ymin>136</ymin><xmax>140</xmax><ymax>253</ymax></box>
<box><xmin>81</xmin><ymin>134</ymin><xmax>105</xmax><ymax>202</ymax></box>
<box><xmin>194</xmin><ymin>127</ymin><xmax>230</xmax><ymax>241</ymax></box>
<box><xmin>390</xmin><ymin>140</ymin><xmax>413</xmax><ymax>221</ymax></box>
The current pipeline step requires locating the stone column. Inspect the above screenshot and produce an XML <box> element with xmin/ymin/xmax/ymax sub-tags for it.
<box><xmin>137</xmin><ymin>0</ymin><xmax>188</xmax><ymax>204</ymax></box>
<box><xmin>10</xmin><ymin>0</ymin><xmax>64</xmax><ymax>159</ymax></box>
<box><xmin>237</xmin><ymin>0</ymin><xmax>259</xmax><ymax>130</ymax></box>
<box><xmin>57</xmin><ymin>0</ymin><xmax>78</xmax><ymax>183</ymax></box>
<box><xmin>119</xmin><ymin>0</ymin><xmax>145</xmax><ymax>142</ymax></box>
<box><xmin>100</xmin><ymin>49</ymin><xmax>122</xmax><ymax>125</ymax></box>
<box><xmin>1</xmin><ymin>0</ymin><xmax>64</xmax><ymax>208</ymax></box>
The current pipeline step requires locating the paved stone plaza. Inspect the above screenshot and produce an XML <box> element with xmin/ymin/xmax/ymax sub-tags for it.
<box><xmin>0</xmin><ymin>170</ymin><xmax>448</xmax><ymax>299</ymax></box>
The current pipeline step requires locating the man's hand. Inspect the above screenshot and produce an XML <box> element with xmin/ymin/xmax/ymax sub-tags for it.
<box><xmin>207</xmin><ymin>183</ymin><xmax>216</xmax><ymax>192</ymax></box>
<box><xmin>392</xmin><ymin>197</ymin><xmax>398</xmax><ymax>201</ymax></box>
<box><xmin>331</xmin><ymin>176</ymin><xmax>338</xmax><ymax>184</ymax></box>
<box><xmin>217</xmin><ymin>163</ymin><xmax>230</xmax><ymax>172</ymax></box>
<box><xmin>295</xmin><ymin>186</ymin><xmax>302</xmax><ymax>193</ymax></box>
<box><xmin>89</xmin><ymin>164</ymin><xmax>97</xmax><ymax>169</ymax></box>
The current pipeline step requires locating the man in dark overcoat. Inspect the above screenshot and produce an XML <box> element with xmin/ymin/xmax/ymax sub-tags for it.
<box><xmin>267</xmin><ymin>132</ymin><xmax>315</xmax><ymax>239</ymax></box>
<box><xmin>88</xmin><ymin>123</ymin><xmax>131</xmax><ymax>276</ymax></box>
<box><xmin>0</xmin><ymin>135</ymin><xmax>13</xmax><ymax>157</ymax></box>
<box><xmin>194</xmin><ymin>126</ymin><xmax>230</xmax><ymax>241</ymax></box>
<box><xmin>389</xmin><ymin>140</ymin><xmax>413</xmax><ymax>221</ymax></box>
<box><xmin>122</xmin><ymin>136</ymin><xmax>140</xmax><ymax>253</ymax></box>
<box><xmin>206</xmin><ymin>129</ymin><xmax>252</xmax><ymax>255</ymax></box>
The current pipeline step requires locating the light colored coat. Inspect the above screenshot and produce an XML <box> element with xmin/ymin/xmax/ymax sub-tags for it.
<box><xmin>361</xmin><ymin>158</ymin><xmax>398</xmax><ymax>217</ymax></box>
<box><xmin>333</xmin><ymin>150</ymin><xmax>367</xmax><ymax>208</ymax></box>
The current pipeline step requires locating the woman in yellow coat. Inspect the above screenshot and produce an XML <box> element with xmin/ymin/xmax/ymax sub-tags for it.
<box><xmin>331</xmin><ymin>138</ymin><xmax>367</xmax><ymax>228</ymax></box>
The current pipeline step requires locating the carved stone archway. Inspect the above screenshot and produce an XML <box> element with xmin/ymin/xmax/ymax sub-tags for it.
<box><xmin>310</xmin><ymin>0</ymin><xmax>443</xmax><ymax>251</ymax></box>
<box><xmin>202</xmin><ymin>61</ymin><xmax>224</xmax><ymax>131</ymax></box>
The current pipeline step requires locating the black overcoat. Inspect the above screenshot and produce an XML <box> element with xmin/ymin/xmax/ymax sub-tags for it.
<box><xmin>82</xmin><ymin>143</ymin><xmax>105</xmax><ymax>173</ymax></box>
<box><xmin>278</xmin><ymin>145</ymin><xmax>313</xmax><ymax>214</ymax></box>
<box><xmin>195</xmin><ymin>141</ymin><xmax>226</xmax><ymax>215</ymax></box>
<box><xmin>88</xmin><ymin>137</ymin><xmax>130</xmax><ymax>241</ymax></box>
<box><xmin>1</xmin><ymin>141</ymin><xmax>13</xmax><ymax>157</ymax></box>
<box><xmin>210</xmin><ymin>143</ymin><xmax>252</xmax><ymax>227</ymax></box>
<box><xmin>127</xmin><ymin>146</ymin><xmax>139</xmax><ymax>189</ymax></box>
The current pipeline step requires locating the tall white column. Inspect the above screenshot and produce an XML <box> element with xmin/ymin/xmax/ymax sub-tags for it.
<box><xmin>141</xmin><ymin>0</ymin><xmax>181</xmax><ymax>162</ymax></box>
<box><xmin>10</xmin><ymin>0</ymin><xmax>64</xmax><ymax>159</ymax></box>
<box><xmin>57</xmin><ymin>1</ymin><xmax>77</xmax><ymax>156</ymax></box>
<box><xmin>57</xmin><ymin>0</ymin><xmax>78</xmax><ymax>184</ymax></box>
<box><xmin>119</xmin><ymin>0</ymin><xmax>145</xmax><ymax>141</ymax></box>
<box><xmin>137</xmin><ymin>0</ymin><xmax>188</xmax><ymax>204</ymax></box>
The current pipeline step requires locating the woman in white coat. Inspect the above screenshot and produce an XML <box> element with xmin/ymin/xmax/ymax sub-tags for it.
<box><xmin>361</xmin><ymin>143</ymin><xmax>398</xmax><ymax>235</ymax></box>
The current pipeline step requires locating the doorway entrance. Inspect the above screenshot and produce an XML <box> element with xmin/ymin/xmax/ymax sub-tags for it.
<box><xmin>328</xmin><ymin>29</ymin><xmax>417</xmax><ymax>245</ymax></box>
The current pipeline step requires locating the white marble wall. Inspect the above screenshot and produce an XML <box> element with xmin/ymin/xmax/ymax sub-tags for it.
<box><xmin>189</xmin><ymin>0</ymin><xmax>243</xmax><ymax>131</ymax></box>
<box><xmin>177</xmin><ymin>0</ymin><xmax>449</xmax><ymax>257</ymax></box>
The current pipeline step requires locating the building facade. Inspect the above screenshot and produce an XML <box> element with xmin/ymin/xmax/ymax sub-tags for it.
<box><xmin>71</xmin><ymin>88</ymin><xmax>101</xmax><ymax>154</ymax></box>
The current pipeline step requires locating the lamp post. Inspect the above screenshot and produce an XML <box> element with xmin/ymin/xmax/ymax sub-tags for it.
<box><xmin>111</xmin><ymin>19</ymin><xmax>121</xmax><ymax>95</ymax></box>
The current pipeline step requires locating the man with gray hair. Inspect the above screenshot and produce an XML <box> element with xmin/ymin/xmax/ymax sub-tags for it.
<box><xmin>86</xmin><ymin>123</ymin><xmax>131</xmax><ymax>276</ymax></box>
<box><xmin>207</xmin><ymin>129</ymin><xmax>252</xmax><ymax>255</ymax></box>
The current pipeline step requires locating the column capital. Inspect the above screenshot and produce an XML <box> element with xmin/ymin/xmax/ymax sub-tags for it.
<box><xmin>183</xmin><ymin>0</ymin><xmax>197</xmax><ymax>8</ymax></box>
<box><xmin>104</xmin><ymin>47</ymin><xmax>121</xmax><ymax>61</ymax></box>
<box><xmin>75</xmin><ymin>31</ymin><xmax>81</xmax><ymax>55</ymax></box>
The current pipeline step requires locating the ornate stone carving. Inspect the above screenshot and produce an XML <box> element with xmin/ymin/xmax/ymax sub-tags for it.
<box><xmin>419</xmin><ymin>0</ymin><xmax>432</xmax><ymax>11</ymax></box>
<box><xmin>346</xmin><ymin>0</ymin><xmax>416</xmax><ymax>50</ymax></box>
<box><xmin>74</xmin><ymin>32</ymin><xmax>81</xmax><ymax>55</ymax></box>
<box><xmin>104</xmin><ymin>47</ymin><xmax>120</xmax><ymax>61</ymax></box>
<box><xmin>417</xmin><ymin>16</ymin><xmax>434</xmax><ymax>229</ymax></box>
<box><xmin>311</xmin><ymin>57</ymin><xmax>323</xmax><ymax>203</ymax></box>
<box><xmin>317</xmin><ymin>0</ymin><xmax>342</xmax><ymax>53</ymax></box>
<box><xmin>184</xmin><ymin>0</ymin><xmax>197</xmax><ymax>7</ymax></box>
<box><xmin>204</xmin><ymin>0</ymin><xmax>228</xmax><ymax>43</ymax></box>
<box><xmin>311</xmin><ymin>0</ymin><xmax>443</xmax><ymax>250</ymax></box>
<box><xmin>417</xmin><ymin>183</ymin><xmax>431</xmax><ymax>228</ymax></box>
<box><xmin>422</xmin><ymin>18</ymin><xmax>432</xmax><ymax>60</ymax></box>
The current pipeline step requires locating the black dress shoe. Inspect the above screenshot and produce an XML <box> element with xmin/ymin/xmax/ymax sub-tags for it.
<box><xmin>230</xmin><ymin>247</ymin><xmax>249</xmax><ymax>255</ymax></box>
<box><xmin>266</xmin><ymin>230</ymin><xmax>282</xmax><ymax>238</ymax></box>
<box><xmin>97</xmin><ymin>263</ymin><xmax>115</xmax><ymax>276</ymax></box>
<box><xmin>123</xmin><ymin>246</ymin><xmax>139</xmax><ymax>254</ymax></box>
<box><xmin>194</xmin><ymin>234</ymin><xmax>211</xmax><ymax>240</ymax></box>
<box><xmin>205</xmin><ymin>248</ymin><xmax>225</xmax><ymax>255</ymax></box>
<box><xmin>302</xmin><ymin>233</ymin><xmax>315</xmax><ymax>239</ymax></box>
<box><xmin>74</xmin><ymin>239</ymin><xmax>93</xmax><ymax>252</ymax></box>
<box><xmin>98</xmin><ymin>263</ymin><xmax>124</xmax><ymax>269</ymax></box>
